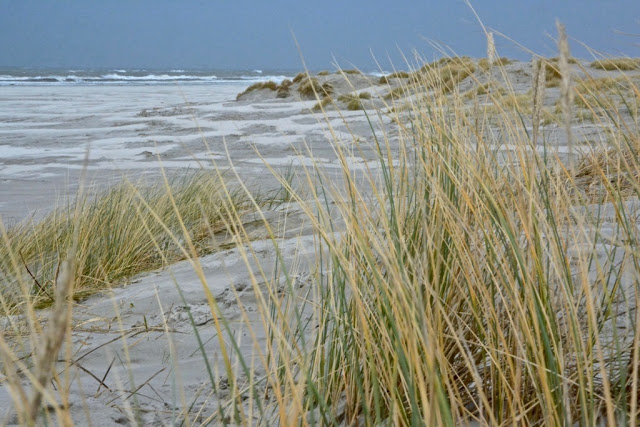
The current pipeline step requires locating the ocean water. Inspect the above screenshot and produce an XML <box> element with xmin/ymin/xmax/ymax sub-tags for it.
<box><xmin>0</xmin><ymin>68</ymin><xmax>296</xmax><ymax>86</ymax></box>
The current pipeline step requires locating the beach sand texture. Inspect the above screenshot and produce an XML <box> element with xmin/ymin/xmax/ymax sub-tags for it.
<box><xmin>2</xmin><ymin>58</ymin><xmax>640</xmax><ymax>424</ymax></box>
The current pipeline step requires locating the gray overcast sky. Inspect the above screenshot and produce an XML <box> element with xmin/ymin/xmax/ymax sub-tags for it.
<box><xmin>0</xmin><ymin>1</ymin><xmax>638</xmax><ymax>70</ymax></box>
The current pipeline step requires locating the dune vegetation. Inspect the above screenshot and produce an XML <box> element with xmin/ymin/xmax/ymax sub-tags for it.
<box><xmin>591</xmin><ymin>58</ymin><xmax>640</xmax><ymax>71</ymax></box>
<box><xmin>0</xmin><ymin>172</ymin><xmax>259</xmax><ymax>311</ymax></box>
<box><xmin>298</xmin><ymin>76</ymin><xmax>333</xmax><ymax>98</ymax></box>
<box><xmin>3</xmin><ymin>29</ymin><xmax>640</xmax><ymax>425</ymax></box>
<box><xmin>234</xmin><ymin>80</ymin><xmax>279</xmax><ymax>100</ymax></box>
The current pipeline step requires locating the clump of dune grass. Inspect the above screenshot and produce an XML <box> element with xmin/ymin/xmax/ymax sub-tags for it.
<box><xmin>478</xmin><ymin>56</ymin><xmax>513</xmax><ymax>69</ymax></box>
<box><xmin>484</xmin><ymin>92</ymin><xmax>533</xmax><ymax>115</ymax></box>
<box><xmin>378</xmin><ymin>71</ymin><xmax>409</xmax><ymax>84</ymax></box>
<box><xmin>296</xmin><ymin>51</ymin><xmax>640</xmax><ymax>426</ymax></box>
<box><xmin>345</xmin><ymin>99</ymin><xmax>362</xmax><ymax>110</ymax></box>
<box><xmin>0</xmin><ymin>171</ymin><xmax>252</xmax><ymax>309</ymax></box>
<box><xmin>292</xmin><ymin>72</ymin><xmax>307</xmax><ymax>83</ymax></box>
<box><xmin>337</xmin><ymin>92</ymin><xmax>371</xmax><ymax>102</ymax></box>
<box><xmin>591</xmin><ymin>58</ymin><xmax>640</xmax><ymax>71</ymax></box>
<box><xmin>317</xmin><ymin>70</ymin><xmax>329</xmax><ymax>76</ymax></box>
<box><xmin>550</xmin><ymin>55</ymin><xmax>578</xmax><ymax>65</ymax></box>
<box><xmin>572</xmin><ymin>75</ymin><xmax>640</xmax><ymax>116</ymax></box>
<box><xmin>384</xmin><ymin>86</ymin><xmax>409</xmax><ymax>100</ymax></box>
<box><xmin>341</xmin><ymin>69</ymin><xmax>362</xmax><ymax>75</ymax></box>
<box><xmin>478</xmin><ymin>58</ymin><xmax>490</xmax><ymax>70</ymax></box>
<box><xmin>337</xmin><ymin>92</ymin><xmax>372</xmax><ymax>110</ymax></box>
<box><xmin>412</xmin><ymin>56</ymin><xmax>476</xmax><ymax>93</ymax></box>
<box><xmin>311</xmin><ymin>95</ymin><xmax>333</xmax><ymax>111</ymax></box>
<box><xmin>463</xmin><ymin>82</ymin><xmax>507</xmax><ymax>100</ymax></box>
<box><xmin>298</xmin><ymin>77</ymin><xmax>333</xmax><ymax>98</ymax></box>
<box><xmin>544</xmin><ymin>60</ymin><xmax>564</xmax><ymax>87</ymax></box>
<box><xmin>494</xmin><ymin>57</ymin><xmax>513</xmax><ymax>66</ymax></box>
<box><xmin>276</xmin><ymin>79</ymin><xmax>293</xmax><ymax>98</ymax></box>
<box><xmin>235</xmin><ymin>81</ymin><xmax>278</xmax><ymax>100</ymax></box>
<box><xmin>573</xmin><ymin>77</ymin><xmax>621</xmax><ymax>107</ymax></box>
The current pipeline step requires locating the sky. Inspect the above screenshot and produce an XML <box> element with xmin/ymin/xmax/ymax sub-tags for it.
<box><xmin>0</xmin><ymin>0</ymin><xmax>638</xmax><ymax>70</ymax></box>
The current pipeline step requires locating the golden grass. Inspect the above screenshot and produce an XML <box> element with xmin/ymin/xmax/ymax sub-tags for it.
<box><xmin>384</xmin><ymin>86</ymin><xmax>408</xmax><ymax>100</ymax></box>
<box><xmin>477</xmin><ymin>57</ymin><xmax>512</xmax><ymax>70</ymax></box>
<box><xmin>298</xmin><ymin>77</ymin><xmax>333</xmax><ymax>98</ymax></box>
<box><xmin>299</xmin><ymin>57</ymin><xmax>640</xmax><ymax>425</ymax></box>
<box><xmin>336</xmin><ymin>92</ymin><xmax>372</xmax><ymax>110</ymax></box>
<box><xmin>549</xmin><ymin>56</ymin><xmax>578</xmax><ymax>65</ymax></box>
<box><xmin>235</xmin><ymin>81</ymin><xmax>278</xmax><ymax>100</ymax></box>
<box><xmin>0</xmin><ymin>172</ymin><xmax>252</xmax><ymax>309</ymax></box>
<box><xmin>591</xmin><ymin>58</ymin><xmax>640</xmax><ymax>71</ymax></box>
<box><xmin>412</xmin><ymin>56</ymin><xmax>476</xmax><ymax>93</ymax></box>
<box><xmin>478</xmin><ymin>58</ymin><xmax>490</xmax><ymax>70</ymax></box>
<box><xmin>337</xmin><ymin>92</ymin><xmax>371</xmax><ymax>102</ymax></box>
<box><xmin>462</xmin><ymin>83</ymin><xmax>508</xmax><ymax>101</ymax></box>
<box><xmin>5</xmin><ymin>47</ymin><xmax>640</xmax><ymax>426</ymax></box>
<box><xmin>276</xmin><ymin>79</ymin><xmax>292</xmax><ymax>98</ymax></box>
<box><xmin>311</xmin><ymin>95</ymin><xmax>333</xmax><ymax>111</ymax></box>
<box><xmin>292</xmin><ymin>72</ymin><xmax>307</xmax><ymax>83</ymax></box>
<box><xmin>379</xmin><ymin>71</ymin><xmax>410</xmax><ymax>84</ymax></box>
<box><xmin>494</xmin><ymin>57</ymin><xmax>513</xmax><ymax>66</ymax></box>
<box><xmin>544</xmin><ymin>60</ymin><xmax>564</xmax><ymax>87</ymax></box>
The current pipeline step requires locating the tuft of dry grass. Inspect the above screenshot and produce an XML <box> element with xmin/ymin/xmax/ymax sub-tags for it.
<box><xmin>292</xmin><ymin>72</ymin><xmax>307</xmax><ymax>83</ymax></box>
<box><xmin>317</xmin><ymin>70</ymin><xmax>330</xmax><ymax>76</ymax></box>
<box><xmin>379</xmin><ymin>71</ymin><xmax>410</xmax><ymax>84</ymax></box>
<box><xmin>384</xmin><ymin>86</ymin><xmax>409</xmax><ymax>100</ymax></box>
<box><xmin>0</xmin><ymin>172</ymin><xmax>252</xmax><ymax>309</ymax></box>
<box><xmin>311</xmin><ymin>96</ymin><xmax>333</xmax><ymax>111</ymax></box>
<box><xmin>276</xmin><ymin>79</ymin><xmax>293</xmax><ymax>98</ymax></box>
<box><xmin>412</xmin><ymin>56</ymin><xmax>476</xmax><ymax>93</ymax></box>
<box><xmin>544</xmin><ymin>60</ymin><xmax>564</xmax><ymax>87</ymax></box>
<box><xmin>590</xmin><ymin>58</ymin><xmax>640</xmax><ymax>71</ymax></box>
<box><xmin>298</xmin><ymin>77</ymin><xmax>333</xmax><ymax>98</ymax></box>
<box><xmin>494</xmin><ymin>57</ymin><xmax>513</xmax><ymax>66</ymax></box>
<box><xmin>337</xmin><ymin>92</ymin><xmax>372</xmax><ymax>110</ymax></box>
<box><xmin>550</xmin><ymin>55</ymin><xmax>578</xmax><ymax>65</ymax></box>
<box><xmin>477</xmin><ymin>56</ymin><xmax>512</xmax><ymax>70</ymax></box>
<box><xmin>235</xmin><ymin>81</ymin><xmax>278</xmax><ymax>100</ymax></box>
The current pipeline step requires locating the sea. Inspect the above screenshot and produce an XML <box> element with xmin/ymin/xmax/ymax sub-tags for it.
<box><xmin>0</xmin><ymin>67</ymin><xmax>296</xmax><ymax>86</ymax></box>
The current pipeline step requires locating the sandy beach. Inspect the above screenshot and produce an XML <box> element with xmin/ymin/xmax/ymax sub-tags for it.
<box><xmin>0</xmin><ymin>71</ymin><xmax>395</xmax><ymax>424</ymax></box>
<box><xmin>0</xmin><ymin>74</ymin><xmax>396</xmax><ymax>223</ymax></box>
<box><xmin>2</xmin><ymin>59</ymin><xmax>640</xmax><ymax>424</ymax></box>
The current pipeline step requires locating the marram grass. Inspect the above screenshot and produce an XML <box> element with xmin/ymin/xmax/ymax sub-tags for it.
<box><xmin>2</xmin><ymin>49</ymin><xmax>640</xmax><ymax>425</ymax></box>
<box><xmin>285</xmin><ymin>54</ymin><xmax>640</xmax><ymax>424</ymax></box>
<box><xmin>0</xmin><ymin>171</ymin><xmax>251</xmax><ymax>310</ymax></box>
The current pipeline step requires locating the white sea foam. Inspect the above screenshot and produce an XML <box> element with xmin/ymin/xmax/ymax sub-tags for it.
<box><xmin>0</xmin><ymin>73</ymin><xmax>295</xmax><ymax>86</ymax></box>
<box><xmin>366</xmin><ymin>70</ymin><xmax>390</xmax><ymax>77</ymax></box>
<box><xmin>99</xmin><ymin>73</ymin><xmax>217</xmax><ymax>81</ymax></box>
<box><xmin>237</xmin><ymin>75</ymin><xmax>289</xmax><ymax>83</ymax></box>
